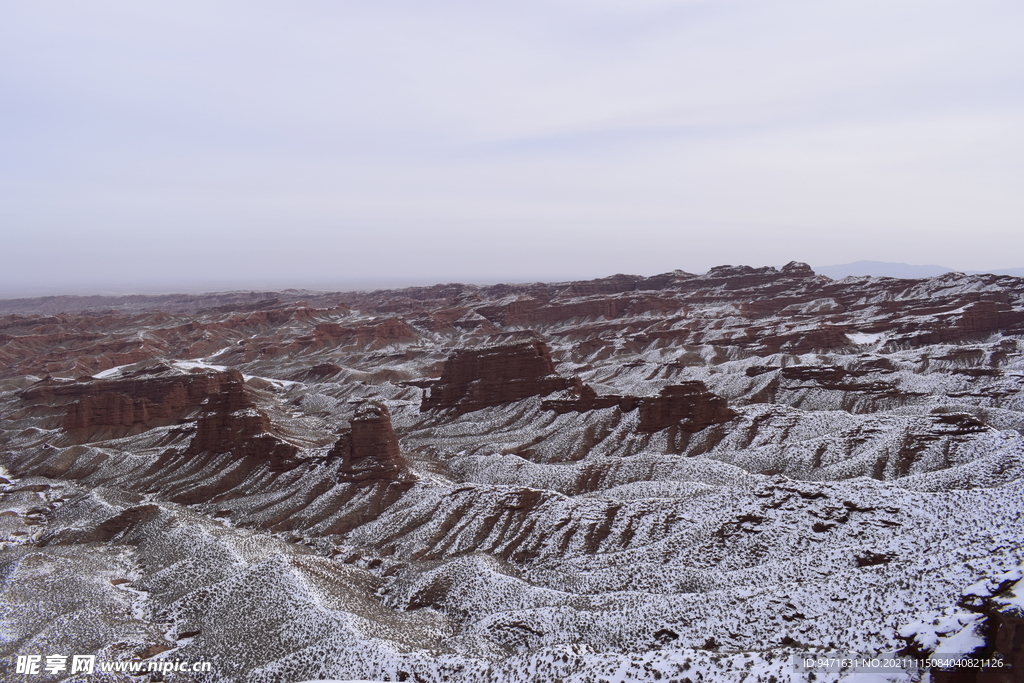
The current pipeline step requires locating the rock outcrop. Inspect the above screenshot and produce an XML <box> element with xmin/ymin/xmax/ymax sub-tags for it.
<box><xmin>304</xmin><ymin>362</ymin><xmax>343</xmax><ymax>379</ymax></box>
<box><xmin>21</xmin><ymin>365</ymin><xmax>241</xmax><ymax>436</ymax></box>
<box><xmin>186</xmin><ymin>372</ymin><xmax>297</xmax><ymax>469</ymax></box>
<box><xmin>329</xmin><ymin>401</ymin><xmax>411</xmax><ymax>483</ymax></box>
<box><xmin>420</xmin><ymin>340</ymin><xmax>578</xmax><ymax>414</ymax></box>
<box><xmin>542</xmin><ymin>381</ymin><xmax>734</xmax><ymax>434</ymax></box>
<box><xmin>637</xmin><ymin>382</ymin><xmax>737</xmax><ymax>432</ymax></box>
<box><xmin>541</xmin><ymin>383</ymin><xmax>639</xmax><ymax>414</ymax></box>
<box><xmin>908</xmin><ymin>569</ymin><xmax>1024</xmax><ymax>683</ymax></box>
<box><xmin>984</xmin><ymin>590</ymin><xmax>1024</xmax><ymax>683</ymax></box>
<box><xmin>3</xmin><ymin>264</ymin><xmax>1024</xmax><ymax>683</ymax></box>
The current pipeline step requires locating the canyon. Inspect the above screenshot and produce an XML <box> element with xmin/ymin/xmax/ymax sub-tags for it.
<box><xmin>2</xmin><ymin>263</ymin><xmax>1023</xmax><ymax>682</ymax></box>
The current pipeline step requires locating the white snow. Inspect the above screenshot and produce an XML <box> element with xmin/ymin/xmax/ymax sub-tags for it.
<box><xmin>935</xmin><ymin>614</ymin><xmax>987</xmax><ymax>656</ymax></box>
<box><xmin>847</xmin><ymin>332</ymin><xmax>886</xmax><ymax>345</ymax></box>
<box><xmin>93</xmin><ymin>363</ymin><xmax>133</xmax><ymax>378</ymax></box>
<box><xmin>172</xmin><ymin>360</ymin><xmax>228</xmax><ymax>372</ymax></box>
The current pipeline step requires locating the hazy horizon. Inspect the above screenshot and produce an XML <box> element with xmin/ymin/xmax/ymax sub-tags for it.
<box><xmin>4</xmin><ymin>259</ymin><xmax>1024</xmax><ymax>301</ymax></box>
<box><xmin>3</xmin><ymin>2</ymin><xmax>1023</xmax><ymax>297</ymax></box>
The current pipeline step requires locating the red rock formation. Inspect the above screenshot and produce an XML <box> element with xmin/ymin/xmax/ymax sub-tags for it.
<box><xmin>925</xmin><ymin>572</ymin><xmax>1024</xmax><ymax>683</ymax></box>
<box><xmin>420</xmin><ymin>340</ymin><xmax>578</xmax><ymax>414</ymax></box>
<box><xmin>899</xmin><ymin>300</ymin><xmax>1024</xmax><ymax>348</ymax></box>
<box><xmin>475</xmin><ymin>295</ymin><xmax>655</xmax><ymax>327</ymax></box>
<box><xmin>766</xmin><ymin>363</ymin><xmax>926</xmax><ymax>409</ymax></box>
<box><xmin>329</xmin><ymin>401</ymin><xmax>411</xmax><ymax>483</ymax></box>
<box><xmin>21</xmin><ymin>366</ymin><xmax>299</xmax><ymax>468</ymax></box>
<box><xmin>305</xmin><ymin>362</ymin><xmax>343</xmax><ymax>379</ymax></box>
<box><xmin>566</xmin><ymin>273</ymin><xmax>647</xmax><ymax>297</ymax></box>
<box><xmin>542</xmin><ymin>384</ymin><xmax>638</xmax><ymax>414</ymax></box>
<box><xmin>980</xmin><ymin>609</ymin><xmax>1023</xmax><ymax>683</ymax></box>
<box><xmin>64</xmin><ymin>391</ymin><xmax>160</xmax><ymax>431</ymax></box>
<box><xmin>543</xmin><ymin>381</ymin><xmax>734</xmax><ymax>434</ymax></box>
<box><xmin>355</xmin><ymin>317</ymin><xmax>418</xmax><ymax>347</ymax></box>
<box><xmin>286</xmin><ymin>317</ymin><xmax>419</xmax><ymax>353</ymax></box>
<box><xmin>186</xmin><ymin>374</ymin><xmax>297</xmax><ymax>469</ymax></box>
<box><xmin>636</xmin><ymin>382</ymin><xmax>736</xmax><ymax>433</ymax></box>
<box><xmin>21</xmin><ymin>365</ymin><xmax>241</xmax><ymax>434</ymax></box>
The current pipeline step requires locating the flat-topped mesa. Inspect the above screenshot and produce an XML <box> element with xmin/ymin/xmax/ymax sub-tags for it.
<box><xmin>637</xmin><ymin>382</ymin><xmax>736</xmax><ymax>432</ymax></box>
<box><xmin>420</xmin><ymin>339</ymin><xmax>579</xmax><ymax>414</ymax></box>
<box><xmin>330</xmin><ymin>401</ymin><xmax>411</xmax><ymax>483</ymax></box>
<box><xmin>20</xmin><ymin>365</ymin><xmax>243</xmax><ymax>435</ymax></box>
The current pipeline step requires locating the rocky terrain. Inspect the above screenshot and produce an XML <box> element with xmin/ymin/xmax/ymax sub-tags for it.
<box><xmin>2</xmin><ymin>262</ymin><xmax>1023</xmax><ymax>682</ymax></box>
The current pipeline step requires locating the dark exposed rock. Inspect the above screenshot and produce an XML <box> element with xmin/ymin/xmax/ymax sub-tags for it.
<box><xmin>39</xmin><ymin>503</ymin><xmax>163</xmax><ymax>546</ymax></box>
<box><xmin>775</xmin><ymin>362</ymin><xmax>923</xmax><ymax>405</ymax></box>
<box><xmin>980</xmin><ymin>608</ymin><xmax>1023</xmax><ymax>683</ymax></box>
<box><xmin>330</xmin><ymin>402</ymin><xmax>411</xmax><ymax>483</ymax></box>
<box><xmin>781</xmin><ymin>365</ymin><xmax>860</xmax><ymax>383</ymax></box>
<box><xmin>781</xmin><ymin>260</ymin><xmax>816</xmax><ymax>277</ymax></box>
<box><xmin>636</xmin><ymin>382</ymin><xmax>736</xmax><ymax>433</ymax></box>
<box><xmin>699</xmin><ymin>261</ymin><xmax>817</xmax><ymax>292</ymax></box>
<box><xmin>565</xmin><ymin>273</ymin><xmax>646</xmax><ymax>297</ymax></box>
<box><xmin>851</xmin><ymin>356</ymin><xmax>897</xmax><ymax>373</ymax></box>
<box><xmin>910</xmin><ymin>572</ymin><xmax>1024</xmax><ymax>683</ymax></box>
<box><xmin>931</xmin><ymin>412</ymin><xmax>990</xmax><ymax>434</ymax></box>
<box><xmin>541</xmin><ymin>383</ymin><xmax>638</xmax><ymax>414</ymax></box>
<box><xmin>304</xmin><ymin>317</ymin><xmax>419</xmax><ymax>350</ymax></box>
<box><xmin>855</xmin><ymin>551</ymin><xmax>895</xmax><ymax>567</ymax></box>
<box><xmin>654</xmin><ymin>628</ymin><xmax>679</xmax><ymax>644</ymax></box>
<box><xmin>543</xmin><ymin>381</ymin><xmax>734</xmax><ymax>435</ymax></box>
<box><xmin>885</xmin><ymin>301</ymin><xmax>1024</xmax><ymax>349</ymax></box>
<box><xmin>186</xmin><ymin>372</ymin><xmax>297</xmax><ymax>469</ymax></box>
<box><xmin>883</xmin><ymin>413</ymin><xmax>992</xmax><ymax>479</ymax></box>
<box><xmin>21</xmin><ymin>365</ymin><xmax>241</xmax><ymax>435</ymax></box>
<box><xmin>420</xmin><ymin>340</ymin><xmax>579</xmax><ymax>414</ymax></box>
<box><xmin>305</xmin><ymin>362</ymin><xmax>343</xmax><ymax>379</ymax></box>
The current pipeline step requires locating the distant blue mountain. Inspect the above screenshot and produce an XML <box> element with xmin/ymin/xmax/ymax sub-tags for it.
<box><xmin>813</xmin><ymin>260</ymin><xmax>1024</xmax><ymax>279</ymax></box>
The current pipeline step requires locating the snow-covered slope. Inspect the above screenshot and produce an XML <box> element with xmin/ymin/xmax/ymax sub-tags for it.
<box><xmin>2</xmin><ymin>263</ymin><xmax>1023</xmax><ymax>682</ymax></box>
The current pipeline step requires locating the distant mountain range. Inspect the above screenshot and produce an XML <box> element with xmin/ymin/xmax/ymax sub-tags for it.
<box><xmin>813</xmin><ymin>260</ymin><xmax>1024</xmax><ymax>279</ymax></box>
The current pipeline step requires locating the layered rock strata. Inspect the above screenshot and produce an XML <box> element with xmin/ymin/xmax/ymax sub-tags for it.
<box><xmin>329</xmin><ymin>401</ymin><xmax>411</xmax><ymax>483</ymax></box>
<box><xmin>2</xmin><ymin>264</ymin><xmax>1024</xmax><ymax>683</ymax></box>
<box><xmin>420</xmin><ymin>340</ymin><xmax>579</xmax><ymax>413</ymax></box>
<box><xmin>186</xmin><ymin>372</ymin><xmax>297</xmax><ymax>469</ymax></box>
<box><xmin>636</xmin><ymin>382</ymin><xmax>737</xmax><ymax>432</ymax></box>
<box><xmin>542</xmin><ymin>383</ymin><xmax>639</xmax><ymax>414</ymax></box>
<box><xmin>21</xmin><ymin>365</ymin><xmax>239</xmax><ymax>435</ymax></box>
<box><xmin>542</xmin><ymin>381</ymin><xmax>735</xmax><ymax>434</ymax></box>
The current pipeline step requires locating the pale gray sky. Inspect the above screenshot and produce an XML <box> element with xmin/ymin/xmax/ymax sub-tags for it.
<box><xmin>2</xmin><ymin>1</ymin><xmax>1023</xmax><ymax>296</ymax></box>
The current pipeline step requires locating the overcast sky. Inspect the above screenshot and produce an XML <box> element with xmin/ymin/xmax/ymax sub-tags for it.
<box><xmin>2</xmin><ymin>1</ymin><xmax>1023</xmax><ymax>296</ymax></box>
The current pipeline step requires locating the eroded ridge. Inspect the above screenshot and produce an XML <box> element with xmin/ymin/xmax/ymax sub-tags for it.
<box><xmin>2</xmin><ymin>263</ymin><xmax>1024</xmax><ymax>682</ymax></box>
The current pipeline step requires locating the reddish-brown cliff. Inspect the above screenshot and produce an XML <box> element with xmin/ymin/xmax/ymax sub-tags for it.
<box><xmin>637</xmin><ymin>382</ymin><xmax>736</xmax><ymax>433</ymax></box>
<box><xmin>330</xmin><ymin>401</ymin><xmax>410</xmax><ymax>483</ymax></box>
<box><xmin>541</xmin><ymin>384</ymin><xmax>638</xmax><ymax>414</ymax></box>
<box><xmin>21</xmin><ymin>365</ymin><xmax>241</xmax><ymax>434</ymax></box>
<box><xmin>421</xmin><ymin>340</ymin><xmax>579</xmax><ymax>414</ymax></box>
<box><xmin>186</xmin><ymin>375</ymin><xmax>297</xmax><ymax>469</ymax></box>
<box><xmin>543</xmin><ymin>381</ymin><xmax>734</xmax><ymax>434</ymax></box>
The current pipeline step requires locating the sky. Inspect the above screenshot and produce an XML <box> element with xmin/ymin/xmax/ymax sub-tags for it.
<box><xmin>2</xmin><ymin>1</ymin><xmax>1023</xmax><ymax>296</ymax></box>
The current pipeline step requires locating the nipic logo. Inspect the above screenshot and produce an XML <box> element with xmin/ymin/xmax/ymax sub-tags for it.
<box><xmin>15</xmin><ymin>654</ymin><xmax>95</xmax><ymax>674</ymax></box>
<box><xmin>13</xmin><ymin>655</ymin><xmax>212</xmax><ymax>675</ymax></box>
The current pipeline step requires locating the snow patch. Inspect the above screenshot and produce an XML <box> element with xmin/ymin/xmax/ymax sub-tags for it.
<box><xmin>847</xmin><ymin>332</ymin><xmax>886</xmax><ymax>345</ymax></box>
<box><xmin>93</xmin><ymin>364</ymin><xmax>133</xmax><ymax>378</ymax></box>
<box><xmin>173</xmin><ymin>360</ymin><xmax>228</xmax><ymax>372</ymax></box>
